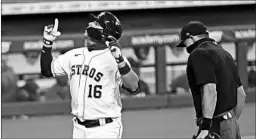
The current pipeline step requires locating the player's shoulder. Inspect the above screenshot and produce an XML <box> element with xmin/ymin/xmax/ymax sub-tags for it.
<box><xmin>63</xmin><ymin>47</ymin><xmax>85</xmax><ymax>56</ymax></box>
<box><xmin>190</xmin><ymin>48</ymin><xmax>206</xmax><ymax>58</ymax></box>
<box><xmin>188</xmin><ymin>48</ymin><xmax>206</xmax><ymax>63</ymax></box>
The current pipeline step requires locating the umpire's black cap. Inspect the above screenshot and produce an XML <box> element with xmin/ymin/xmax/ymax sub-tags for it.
<box><xmin>175</xmin><ymin>21</ymin><xmax>209</xmax><ymax>47</ymax></box>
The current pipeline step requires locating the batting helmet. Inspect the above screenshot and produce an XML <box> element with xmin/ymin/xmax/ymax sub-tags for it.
<box><xmin>86</xmin><ymin>11</ymin><xmax>122</xmax><ymax>42</ymax></box>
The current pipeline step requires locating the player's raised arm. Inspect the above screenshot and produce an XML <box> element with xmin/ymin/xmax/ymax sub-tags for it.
<box><xmin>40</xmin><ymin>18</ymin><xmax>61</xmax><ymax>77</ymax></box>
<box><xmin>106</xmin><ymin>37</ymin><xmax>140</xmax><ymax>95</ymax></box>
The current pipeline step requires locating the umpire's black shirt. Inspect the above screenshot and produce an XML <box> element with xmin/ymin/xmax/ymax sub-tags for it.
<box><xmin>186</xmin><ymin>38</ymin><xmax>242</xmax><ymax>118</ymax></box>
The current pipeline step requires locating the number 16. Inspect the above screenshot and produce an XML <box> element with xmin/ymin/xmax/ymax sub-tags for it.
<box><xmin>88</xmin><ymin>84</ymin><xmax>102</xmax><ymax>98</ymax></box>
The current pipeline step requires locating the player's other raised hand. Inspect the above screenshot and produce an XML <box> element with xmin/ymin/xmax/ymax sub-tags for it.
<box><xmin>105</xmin><ymin>36</ymin><xmax>125</xmax><ymax>65</ymax></box>
<box><xmin>43</xmin><ymin>18</ymin><xmax>61</xmax><ymax>47</ymax></box>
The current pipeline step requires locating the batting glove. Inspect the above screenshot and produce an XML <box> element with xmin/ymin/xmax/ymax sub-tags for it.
<box><xmin>43</xmin><ymin>18</ymin><xmax>61</xmax><ymax>47</ymax></box>
<box><xmin>106</xmin><ymin>36</ymin><xmax>125</xmax><ymax>67</ymax></box>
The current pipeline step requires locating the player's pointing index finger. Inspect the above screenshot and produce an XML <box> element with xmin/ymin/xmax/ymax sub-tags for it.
<box><xmin>53</xmin><ymin>18</ymin><xmax>59</xmax><ymax>31</ymax></box>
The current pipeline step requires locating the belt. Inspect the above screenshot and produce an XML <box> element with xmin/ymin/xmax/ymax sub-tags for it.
<box><xmin>76</xmin><ymin>117</ymin><xmax>113</xmax><ymax>128</ymax></box>
<box><xmin>196</xmin><ymin>109</ymin><xmax>235</xmax><ymax>126</ymax></box>
<box><xmin>214</xmin><ymin>109</ymin><xmax>235</xmax><ymax>122</ymax></box>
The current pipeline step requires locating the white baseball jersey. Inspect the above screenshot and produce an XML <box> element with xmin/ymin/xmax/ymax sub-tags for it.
<box><xmin>51</xmin><ymin>47</ymin><xmax>129</xmax><ymax>120</ymax></box>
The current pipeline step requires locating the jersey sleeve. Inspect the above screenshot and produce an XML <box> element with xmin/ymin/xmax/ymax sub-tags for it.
<box><xmin>191</xmin><ymin>50</ymin><xmax>216</xmax><ymax>86</ymax></box>
<box><xmin>51</xmin><ymin>51</ymin><xmax>71</xmax><ymax>77</ymax></box>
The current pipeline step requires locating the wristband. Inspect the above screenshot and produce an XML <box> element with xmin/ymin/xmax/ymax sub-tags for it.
<box><xmin>43</xmin><ymin>38</ymin><xmax>53</xmax><ymax>45</ymax></box>
<box><xmin>118</xmin><ymin>61</ymin><xmax>126</xmax><ymax>68</ymax></box>
<box><xmin>118</xmin><ymin>62</ymin><xmax>131</xmax><ymax>75</ymax></box>
<box><xmin>201</xmin><ymin>117</ymin><xmax>212</xmax><ymax>130</ymax></box>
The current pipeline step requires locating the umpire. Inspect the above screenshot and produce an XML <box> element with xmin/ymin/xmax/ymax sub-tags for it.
<box><xmin>175</xmin><ymin>21</ymin><xmax>246</xmax><ymax>139</ymax></box>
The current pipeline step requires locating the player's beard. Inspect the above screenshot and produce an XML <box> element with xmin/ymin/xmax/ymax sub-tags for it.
<box><xmin>85</xmin><ymin>38</ymin><xmax>107</xmax><ymax>51</ymax></box>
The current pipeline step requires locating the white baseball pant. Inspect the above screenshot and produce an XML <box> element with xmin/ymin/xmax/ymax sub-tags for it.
<box><xmin>72</xmin><ymin>117</ymin><xmax>123</xmax><ymax>138</ymax></box>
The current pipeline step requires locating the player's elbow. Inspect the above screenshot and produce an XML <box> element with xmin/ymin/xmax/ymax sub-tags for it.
<box><xmin>130</xmin><ymin>76</ymin><xmax>140</xmax><ymax>91</ymax></box>
<box><xmin>121</xmin><ymin>82</ymin><xmax>140</xmax><ymax>95</ymax></box>
<box><xmin>122</xmin><ymin>74</ymin><xmax>139</xmax><ymax>91</ymax></box>
<box><xmin>123</xmin><ymin>83</ymin><xmax>138</xmax><ymax>92</ymax></box>
<box><xmin>129</xmin><ymin>83</ymin><xmax>139</xmax><ymax>92</ymax></box>
<box><xmin>129</xmin><ymin>85</ymin><xmax>140</xmax><ymax>95</ymax></box>
<box><xmin>129</xmin><ymin>81</ymin><xmax>141</xmax><ymax>95</ymax></box>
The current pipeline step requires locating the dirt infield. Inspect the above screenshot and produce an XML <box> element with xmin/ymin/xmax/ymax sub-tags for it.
<box><xmin>2</xmin><ymin>103</ymin><xmax>255</xmax><ymax>138</ymax></box>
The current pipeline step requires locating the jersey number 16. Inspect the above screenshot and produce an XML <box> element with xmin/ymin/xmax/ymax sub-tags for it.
<box><xmin>88</xmin><ymin>84</ymin><xmax>102</xmax><ymax>98</ymax></box>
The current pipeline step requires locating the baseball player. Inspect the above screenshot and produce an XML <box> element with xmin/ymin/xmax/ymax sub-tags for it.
<box><xmin>40</xmin><ymin>12</ymin><xmax>140</xmax><ymax>138</ymax></box>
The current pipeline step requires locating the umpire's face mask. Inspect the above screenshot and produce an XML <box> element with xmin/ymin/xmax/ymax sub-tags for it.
<box><xmin>183</xmin><ymin>38</ymin><xmax>195</xmax><ymax>54</ymax></box>
<box><xmin>184</xmin><ymin>36</ymin><xmax>198</xmax><ymax>54</ymax></box>
<box><xmin>186</xmin><ymin>43</ymin><xmax>198</xmax><ymax>54</ymax></box>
